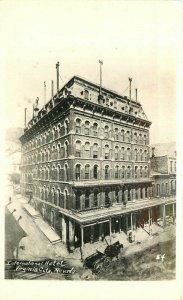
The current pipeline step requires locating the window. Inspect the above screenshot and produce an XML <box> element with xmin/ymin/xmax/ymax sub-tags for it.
<box><xmin>135</xmin><ymin>189</ymin><xmax>138</xmax><ymax>199</ymax></box>
<box><xmin>144</xmin><ymin>166</ymin><xmax>148</xmax><ymax>178</ymax></box>
<box><xmin>144</xmin><ymin>150</ymin><xmax>147</xmax><ymax>161</ymax></box>
<box><xmin>85</xmin><ymin>190</ymin><xmax>90</xmax><ymax>209</ymax></box>
<box><xmin>121</xmin><ymin>147</ymin><xmax>125</xmax><ymax>160</ymax></box>
<box><xmin>57</xmin><ymin>189</ymin><xmax>61</xmax><ymax>207</ymax></box>
<box><xmin>134</xmin><ymin>132</ymin><xmax>137</xmax><ymax>143</ymax></box>
<box><xmin>85</xmin><ymin>164</ymin><xmax>90</xmax><ymax>179</ymax></box>
<box><xmin>93</xmin><ymin>123</ymin><xmax>98</xmax><ymax>136</ymax></box>
<box><xmin>94</xmin><ymin>190</ymin><xmax>98</xmax><ymax>207</ymax></box>
<box><xmin>114</xmin><ymin>128</ymin><xmax>118</xmax><ymax>140</ymax></box>
<box><xmin>76</xmin><ymin>119</ymin><xmax>81</xmax><ymax>134</ymax></box>
<box><xmin>140</xmin><ymin>149</ymin><xmax>143</xmax><ymax>161</ymax></box>
<box><xmin>156</xmin><ymin>184</ymin><xmax>160</xmax><ymax>197</ymax></box>
<box><xmin>115</xmin><ymin>165</ymin><xmax>119</xmax><ymax>179</ymax></box>
<box><xmin>104</xmin><ymin>145</ymin><xmax>109</xmax><ymax>159</ymax></box>
<box><xmin>65</xmin><ymin>165</ymin><xmax>69</xmax><ymax>181</ymax></box>
<box><xmin>122</xmin><ymin>166</ymin><xmax>125</xmax><ymax>178</ymax></box>
<box><xmin>114</xmin><ymin>100</ymin><xmax>117</xmax><ymax>109</ymax></box>
<box><xmin>166</xmin><ymin>183</ymin><xmax>169</xmax><ymax>195</ymax></box>
<box><xmin>105</xmin><ymin>165</ymin><xmax>109</xmax><ymax>179</ymax></box>
<box><xmin>84</xmin><ymin>121</ymin><xmax>90</xmax><ymax>135</ymax></box>
<box><xmin>145</xmin><ymin>187</ymin><xmax>148</xmax><ymax>198</ymax></box>
<box><xmin>134</xmin><ymin>149</ymin><xmax>138</xmax><ymax>161</ymax></box>
<box><xmin>126</xmin><ymin>131</ymin><xmax>131</xmax><ymax>142</ymax></box>
<box><xmin>93</xmin><ymin>165</ymin><xmax>98</xmax><ymax>179</ymax></box>
<box><xmin>140</xmin><ymin>188</ymin><xmax>143</xmax><ymax>199</ymax></box>
<box><xmin>75</xmin><ymin>141</ymin><xmax>81</xmax><ymax>157</ymax></box>
<box><xmin>127</xmin><ymin>148</ymin><xmax>131</xmax><ymax>160</ymax></box>
<box><xmin>93</xmin><ymin>143</ymin><xmax>98</xmax><ymax>158</ymax></box>
<box><xmin>134</xmin><ymin>166</ymin><xmax>138</xmax><ymax>178</ymax></box>
<box><xmin>84</xmin><ymin>90</ymin><xmax>89</xmax><ymax>100</ymax></box>
<box><xmin>75</xmin><ymin>164</ymin><xmax>81</xmax><ymax>180</ymax></box>
<box><xmin>84</xmin><ymin>142</ymin><xmax>90</xmax><ymax>158</ymax></box>
<box><xmin>144</xmin><ymin>135</ymin><xmax>147</xmax><ymax>145</ymax></box>
<box><xmin>106</xmin><ymin>98</ymin><xmax>109</xmax><ymax>107</ymax></box>
<box><xmin>121</xmin><ymin>130</ymin><xmax>124</xmax><ymax>141</ymax></box>
<box><xmin>140</xmin><ymin>166</ymin><xmax>143</xmax><ymax>178</ymax></box>
<box><xmin>115</xmin><ymin>189</ymin><xmax>119</xmax><ymax>203</ymax></box>
<box><xmin>104</xmin><ymin>125</ymin><xmax>109</xmax><ymax>138</ymax></box>
<box><xmin>65</xmin><ymin>141</ymin><xmax>69</xmax><ymax>157</ymax></box>
<box><xmin>127</xmin><ymin>166</ymin><xmax>131</xmax><ymax>179</ymax></box>
<box><xmin>139</xmin><ymin>134</ymin><xmax>142</xmax><ymax>144</ymax></box>
<box><xmin>115</xmin><ymin>146</ymin><xmax>118</xmax><ymax>160</ymax></box>
<box><xmin>128</xmin><ymin>189</ymin><xmax>131</xmax><ymax>201</ymax></box>
<box><xmin>65</xmin><ymin>120</ymin><xmax>69</xmax><ymax>134</ymax></box>
<box><xmin>170</xmin><ymin>161</ymin><xmax>173</xmax><ymax>172</ymax></box>
<box><xmin>75</xmin><ymin>191</ymin><xmax>80</xmax><ymax>210</ymax></box>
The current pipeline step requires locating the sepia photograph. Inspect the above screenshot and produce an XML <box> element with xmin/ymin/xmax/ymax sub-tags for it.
<box><xmin>1</xmin><ymin>0</ymin><xmax>182</xmax><ymax>299</ymax></box>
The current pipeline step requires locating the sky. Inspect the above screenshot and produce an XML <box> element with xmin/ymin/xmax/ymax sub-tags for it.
<box><xmin>0</xmin><ymin>0</ymin><xmax>181</xmax><ymax>144</ymax></box>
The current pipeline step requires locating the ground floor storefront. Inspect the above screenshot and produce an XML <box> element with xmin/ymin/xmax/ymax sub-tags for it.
<box><xmin>29</xmin><ymin>196</ymin><xmax>176</xmax><ymax>254</ymax></box>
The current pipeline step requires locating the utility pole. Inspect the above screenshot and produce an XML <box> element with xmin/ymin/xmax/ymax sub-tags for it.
<box><xmin>56</xmin><ymin>61</ymin><xmax>60</xmax><ymax>94</ymax></box>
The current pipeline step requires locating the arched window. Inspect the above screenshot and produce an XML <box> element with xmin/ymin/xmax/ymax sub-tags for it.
<box><xmin>53</xmin><ymin>127</ymin><xmax>58</xmax><ymax>140</ymax></box>
<box><xmin>85</xmin><ymin>164</ymin><xmax>90</xmax><ymax>179</ymax></box>
<box><xmin>144</xmin><ymin>166</ymin><xmax>148</xmax><ymax>177</ymax></box>
<box><xmin>84</xmin><ymin>90</ymin><xmax>89</xmax><ymax>100</ymax></box>
<box><xmin>76</xmin><ymin>119</ymin><xmax>81</xmax><ymax>134</ymax></box>
<box><xmin>93</xmin><ymin>165</ymin><xmax>98</xmax><ymax>179</ymax></box>
<box><xmin>115</xmin><ymin>146</ymin><xmax>118</xmax><ymax>160</ymax></box>
<box><xmin>134</xmin><ymin>149</ymin><xmax>138</xmax><ymax>161</ymax></box>
<box><xmin>140</xmin><ymin>149</ymin><xmax>143</xmax><ymax>161</ymax></box>
<box><xmin>139</xmin><ymin>133</ymin><xmax>142</xmax><ymax>144</ymax></box>
<box><xmin>127</xmin><ymin>166</ymin><xmax>131</xmax><ymax>179</ymax></box>
<box><xmin>104</xmin><ymin>125</ymin><xmax>109</xmax><ymax>138</ymax></box>
<box><xmin>106</xmin><ymin>98</ymin><xmax>109</xmax><ymax>107</ymax></box>
<box><xmin>126</xmin><ymin>131</ymin><xmax>131</xmax><ymax>142</ymax></box>
<box><xmin>115</xmin><ymin>188</ymin><xmax>119</xmax><ymax>203</ymax></box>
<box><xmin>121</xmin><ymin>130</ymin><xmax>125</xmax><ymax>141</ymax></box>
<box><xmin>84</xmin><ymin>121</ymin><xmax>90</xmax><ymax>135</ymax></box>
<box><xmin>140</xmin><ymin>166</ymin><xmax>143</xmax><ymax>178</ymax></box>
<box><xmin>75</xmin><ymin>141</ymin><xmax>81</xmax><ymax>157</ymax></box>
<box><xmin>75</xmin><ymin>164</ymin><xmax>81</xmax><ymax>180</ymax></box>
<box><xmin>93</xmin><ymin>123</ymin><xmax>98</xmax><ymax>136</ymax></box>
<box><xmin>57</xmin><ymin>189</ymin><xmax>61</xmax><ymax>207</ymax></box>
<box><xmin>84</xmin><ymin>142</ymin><xmax>90</xmax><ymax>158</ymax></box>
<box><xmin>75</xmin><ymin>190</ymin><xmax>81</xmax><ymax>210</ymax></box>
<box><xmin>127</xmin><ymin>148</ymin><xmax>131</xmax><ymax>160</ymax></box>
<box><xmin>114</xmin><ymin>128</ymin><xmax>118</xmax><ymax>140</ymax></box>
<box><xmin>144</xmin><ymin>150</ymin><xmax>147</xmax><ymax>161</ymax></box>
<box><xmin>104</xmin><ymin>145</ymin><xmax>110</xmax><ymax>159</ymax></box>
<box><xmin>144</xmin><ymin>135</ymin><xmax>147</xmax><ymax>145</ymax></box>
<box><xmin>121</xmin><ymin>147</ymin><xmax>125</xmax><ymax>160</ymax></box>
<box><xmin>52</xmin><ymin>166</ymin><xmax>57</xmax><ymax>181</ymax></box>
<box><xmin>115</xmin><ymin>165</ymin><xmax>119</xmax><ymax>179</ymax></box>
<box><xmin>85</xmin><ymin>190</ymin><xmax>90</xmax><ymax>209</ymax></box>
<box><xmin>114</xmin><ymin>100</ymin><xmax>117</xmax><ymax>109</ymax></box>
<box><xmin>65</xmin><ymin>120</ymin><xmax>70</xmax><ymax>134</ymax></box>
<box><xmin>65</xmin><ymin>164</ymin><xmax>69</xmax><ymax>181</ymax></box>
<box><xmin>65</xmin><ymin>141</ymin><xmax>69</xmax><ymax>157</ymax></box>
<box><xmin>134</xmin><ymin>132</ymin><xmax>137</xmax><ymax>143</ymax></box>
<box><xmin>105</xmin><ymin>165</ymin><xmax>109</xmax><ymax>179</ymax></box>
<box><xmin>94</xmin><ymin>190</ymin><xmax>98</xmax><ymax>207</ymax></box>
<box><xmin>122</xmin><ymin>166</ymin><xmax>125</xmax><ymax>178</ymax></box>
<box><xmin>145</xmin><ymin>187</ymin><xmax>148</xmax><ymax>198</ymax></box>
<box><xmin>93</xmin><ymin>143</ymin><xmax>98</xmax><ymax>158</ymax></box>
<box><xmin>57</xmin><ymin>144</ymin><xmax>61</xmax><ymax>159</ymax></box>
<box><xmin>134</xmin><ymin>166</ymin><xmax>138</xmax><ymax>178</ymax></box>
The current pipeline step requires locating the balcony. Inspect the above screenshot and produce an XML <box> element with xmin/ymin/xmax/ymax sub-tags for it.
<box><xmin>71</xmin><ymin>177</ymin><xmax>153</xmax><ymax>187</ymax></box>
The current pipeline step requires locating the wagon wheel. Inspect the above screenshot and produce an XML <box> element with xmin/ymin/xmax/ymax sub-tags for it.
<box><xmin>103</xmin><ymin>256</ymin><xmax>111</xmax><ymax>268</ymax></box>
<box><xmin>93</xmin><ymin>261</ymin><xmax>103</xmax><ymax>274</ymax></box>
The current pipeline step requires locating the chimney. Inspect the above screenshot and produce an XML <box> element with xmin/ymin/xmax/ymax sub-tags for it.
<box><xmin>56</xmin><ymin>61</ymin><xmax>60</xmax><ymax>94</ymax></box>
<box><xmin>51</xmin><ymin>80</ymin><xmax>54</xmax><ymax>99</ymax></box>
<box><xmin>24</xmin><ymin>108</ymin><xmax>27</xmax><ymax>127</ymax></box>
<box><xmin>152</xmin><ymin>147</ymin><xmax>155</xmax><ymax>158</ymax></box>
<box><xmin>129</xmin><ymin>77</ymin><xmax>132</xmax><ymax>100</ymax></box>
<box><xmin>135</xmin><ymin>88</ymin><xmax>137</xmax><ymax>102</ymax></box>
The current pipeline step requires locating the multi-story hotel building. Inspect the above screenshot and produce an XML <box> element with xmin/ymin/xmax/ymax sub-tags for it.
<box><xmin>20</xmin><ymin>69</ymin><xmax>175</xmax><ymax>252</ymax></box>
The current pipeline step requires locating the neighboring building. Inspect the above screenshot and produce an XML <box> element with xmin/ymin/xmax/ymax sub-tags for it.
<box><xmin>20</xmin><ymin>73</ymin><xmax>176</xmax><ymax>253</ymax></box>
<box><xmin>150</xmin><ymin>145</ymin><xmax>176</xmax><ymax>219</ymax></box>
<box><xmin>7</xmin><ymin>150</ymin><xmax>21</xmax><ymax>179</ymax></box>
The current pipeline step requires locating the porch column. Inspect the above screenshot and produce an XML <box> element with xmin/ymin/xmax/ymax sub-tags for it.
<box><xmin>162</xmin><ymin>204</ymin><xmax>166</xmax><ymax>227</ymax></box>
<box><xmin>131</xmin><ymin>213</ymin><xmax>133</xmax><ymax>232</ymax></box>
<box><xmin>148</xmin><ymin>208</ymin><xmax>152</xmax><ymax>235</ymax></box>
<box><xmin>109</xmin><ymin>218</ymin><xmax>112</xmax><ymax>243</ymax></box>
<box><xmin>69</xmin><ymin>219</ymin><xmax>75</xmax><ymax>251</ymax></box>
<box><xmin>61</xmin><ymin>215</ymin><xmax>66</xmax><ymax>243</ymax></box>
